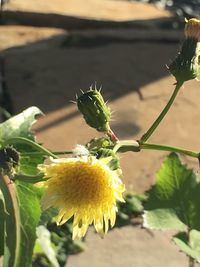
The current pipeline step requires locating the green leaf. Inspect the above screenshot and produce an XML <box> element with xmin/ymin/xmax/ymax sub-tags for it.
<box><xmin>35</xmin><ymin>226</ymin><xmax>59</xmax><ymax>267</ymax></box>
<box><xmin>173</xmin><ymin>230</ymin><xmax>200</xmax><ymax>263</ymax></box>
<box><xmin>0</xmin><ymin>106</ymin><xmax>43</xmax><ymax>141</ymax></box>
<box><xmin>118</xmin><ymin>193</ymin><xmax>146</xmax><ymax>216</ymax></box>
<box><xmin>116</xmin><ymin>193</ymin><xmax>146</xmax><ymax>226</ymax></box>
<box><xmin>0</xmin><ymin>191</ymin><xmax>5</xmax><ymax>256</ymax></box>
<box><xmin>18</xmin><ymin>153</ymin><xmax>44</xmax><ymax>176</ymax></box>
<box><xmin>0</xmin><ymin>174</ymin><xmax>41</xmax><ymax>267</ymax></box>
<box><xmin>0</xmin><ymin>107</ymin><xmax>44</xmax><ymax>176</ymax></box>
<box><xmin>144</xmin><ymin>153</ymin><xmax>200</xmax><ymax>231</ymax></box>
<box><xmin>144</xmin><ymin>208</ymin><xmax>186</xmax><ymax>230</ymax></box>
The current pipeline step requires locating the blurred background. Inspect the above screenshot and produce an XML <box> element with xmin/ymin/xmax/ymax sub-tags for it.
<box><xmin>0</xmin><ymin>0</ymin><xmax>200</xmax><ymax>266</ymax></box>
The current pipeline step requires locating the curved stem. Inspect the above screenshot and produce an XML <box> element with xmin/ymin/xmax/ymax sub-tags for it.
<box><xmin>140</xmin><ymin>81</ymin><xmax>184</xmax><ymax>142</ymax></box>
<box><xmin>140</xmin><ymin>142</ymin><xmax>199</xmax><ymax>159</ymax></box>
<box><xmin>113</xmin><ymin>140</ymin><xmax>140</xmax><ymax>153</ymax></box>
<box><xmin>4</xmin><ymin>137</ymin><xmax>58</xmax><ymax>159</ymax></box>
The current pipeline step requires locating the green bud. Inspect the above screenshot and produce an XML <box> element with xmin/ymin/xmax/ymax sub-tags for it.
<box><xmin>77</xmin><ymin>87</ymin><xmax>111</xmax><ymax>132</ymax></box>
<box><xmin>0</xmin><ymin>146</ymin><xmax>20</xmax><ymax>174</ymax></box>
<box><xmin>86</xmin><ymin>137</ymin><xmax>114</xmax><ymax>152</ymax></box>
<box><xmin>169</xmin><ymin>38</ymin><xmax>200</xmax><ymax>82</ymax></box>
<box><xmin>169</xmin><ymin>18</ymin><xmax>200</xmax><ymax>83</ymax></box>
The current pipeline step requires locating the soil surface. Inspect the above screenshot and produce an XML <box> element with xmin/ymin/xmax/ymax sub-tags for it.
<box><xmin>0</xmin><ymin>0</ymin><xmax>199</xmax><ymax>266</ymax></box>
<box><xmin>5</xmin><ymin>0</ymin><xmax>171</xmax><ymax>21</ymax></box>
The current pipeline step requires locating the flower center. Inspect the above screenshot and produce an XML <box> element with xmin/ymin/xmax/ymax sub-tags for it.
<box><xmin>57</xmin><ymin>160</ymin><xmax>114</xmax><ymax>207</ymax></box>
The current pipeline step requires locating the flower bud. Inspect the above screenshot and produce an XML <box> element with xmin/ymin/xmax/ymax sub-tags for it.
<box><xmin>86</xmin><ymin>137</ymin><xmax>114</xmax><ymax>152</ymax></box>
<box><xmin>96</xmin><ymin>148</ymin><xmax>120</xmax><ymax>171</ymax></box>
<box><xmin>0</xmin><ymin>146</ymin><xmax>20</xmax><ymax>174</ymax></box>
<box><xmin>77</xmin><ymin>87</ymin><xmax>111</xmax><ymax>132</ymax></box>
<box><xmin>169</xmin><ymin>18</ymin><xmax>200</xmax><ymax>83</ymax></box>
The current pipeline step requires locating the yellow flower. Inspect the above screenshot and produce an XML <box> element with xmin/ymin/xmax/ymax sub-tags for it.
<box><xmin>39</xmin><ymin>156</ymin><xmax>125</xmax><ymax>240</ymax></box>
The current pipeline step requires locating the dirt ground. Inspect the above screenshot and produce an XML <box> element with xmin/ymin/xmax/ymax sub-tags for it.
<box><xmin>4</xmin><ymin>0</ymin><xmax>171</xmax><ymax>21</ymax></box>
<box><xmin>1</xmin><ymin>0</ymin><xmax>199</xmax><ymax>266</ymax></box>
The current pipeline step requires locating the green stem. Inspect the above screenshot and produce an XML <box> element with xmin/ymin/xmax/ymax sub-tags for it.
<box><xmin>140</xmin><ymin>142</ymin><xmax>199</xmax><ymax>159</ymax></box>
<box><xmin>4</xmin><ymin>137</ymin><xmax>58</xmax><ymax>159</ymax></box>
<box><xmin>140</xmin><ymin>81</ymin><xmax>184</xmax><ymax>142</ymax></box>
<box><xmin>21</xmin><ymin>151</ymin><xmax>73</xmax><ymax>156</ymax></box>
<box><xmin>113</xmin><ymin>140</ymin><xmax>140</xmax><ymax>153</ymax></box>
<box><xmin>114</xmin><ymin>140</ymin><xmax>199</xmax><ymax>159</ymax></box>
<box><xmin>13</xmin><ymin>173</ymin><xmax>46</xmax><ymax>183</ymax></box>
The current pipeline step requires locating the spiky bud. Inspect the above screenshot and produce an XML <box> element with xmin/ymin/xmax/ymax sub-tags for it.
<box><xmin>0</xmin><ymin>146</ymin><xmax>20</xmax><ymax>174</ymax></box>
<box><xmin>169</xmin><ymin>18</ymin><xmax>200</xmax><ymax>83</ymax></box>
<box><xmin>77</xmin><ymin>87</ymin><xmax>111</xmax><ymax>132</ymax></box>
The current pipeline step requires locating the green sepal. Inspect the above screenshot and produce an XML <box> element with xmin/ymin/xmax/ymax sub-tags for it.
<box><xmin>96</xmin><ymin>148</ymin><xmax>120</xmax><ymax>171</ymax></box>
<box><xmin>86</xmin><ymin>137</ymin><xmax>114</xmax><ymax>152</ymax></box>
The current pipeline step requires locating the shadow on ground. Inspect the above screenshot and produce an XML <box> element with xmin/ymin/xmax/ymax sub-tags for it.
<box><xmin>0</xmin><ymin>11</ymin><xmax>181</xmax><ymax>133</ymax></box>
<box><xmin>1</xmin><ymin>10</ymin><xmax>178</xmax><ymax>29</ymax></box>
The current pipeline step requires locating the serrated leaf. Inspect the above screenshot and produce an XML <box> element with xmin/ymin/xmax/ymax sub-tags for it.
<box><xmin>0</xmin><ymin>174</ymin><xmax>41</xmax><ymax>267</ymax></box>
<box><xmin>36</xmin><ymin>226</ymin><xmax>59</xmax><ymax>267</ymax></box>
<box><xmin>144</xmin><ymin>153</ymin><xmax>200</xmax><ymax>231</ymax></box>
<box><xmin>0</xmin><ymin>107</ymin><xmax>43</xmax><ymax>141</ymax></box>
<box><xmin>173</xmin><ymin>230</ymin><xmax>200</xmax><ymax>263</ymax></box>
